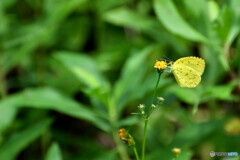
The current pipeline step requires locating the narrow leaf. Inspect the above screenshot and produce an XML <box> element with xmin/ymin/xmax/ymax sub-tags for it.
<box><xmin>0</xmin><ymin>88</ymin><xmax>110</xmax><ymax>132</ymax></box>
<box><xmin>45</xmin><ymin>143</ymin><xmax>62</xmax><ymax>160</ymax></box>
<box><xmin>154</xmin><ymin>0</ymin><xmax>208</xmax><ymax>43</ymax></box>
<box><xmin>0</xmin><ymin>119</ymin><xmax>52</xmax><ymax>160</ymax></box>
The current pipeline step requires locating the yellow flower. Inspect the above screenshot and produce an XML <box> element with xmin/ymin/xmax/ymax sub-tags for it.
<box><xmin>118</xmin><ymin>128</ymin><xmax>126</xmax><ymax>140</ymax></box>
<box><xmin>154</xmin><ymin>60</ymin><xmax>167</xmax><ymax>71</ymax></box>
<box><xmin>117</xmin><ymin>128</ymin><xmax>135</xmax><ymax>146</ymax></box>
<box><xmin>172</xmin><ymin>148</ymin><xmax>181</xmax><ymax>156</ymax></box>
<box><xmin>224</xmin><ymin>117</ymin><xmax>240</xmax><ymax>135</ymax></box>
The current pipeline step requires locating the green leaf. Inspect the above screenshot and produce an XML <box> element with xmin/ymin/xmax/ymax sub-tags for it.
<box><xmin>176</xmin><ymin>151</ymin><xmax>193</xmax><ymax>160</ymax></box>
<box><xmin>226</xmin><ymin>0</ymin><xmax>240</xmax><ymax>46</ymax></box>
<box><xmin>0</xmin><ymin>88</ymin><xmax>110</xmax><ymax>132</ymax></box>
<box><xmin>103</xmin><ymin>7</ymin><xmax>155</xmax><ymax>30</ymax></box>
<box><xmin>0</xmin><ymin>0</ymin><xmax>17</xmax><ymax>8</ymax></box>
<box><xmin>95</xmin><ymin>0</ymin><xmax>132</xmax><ymax>13</ymax></box>
<box><xmin>102</xmin><ymin>6</ymin><xmax>190</xmax><ymax>55</ymax></box>
<box><xmin>45</xmin><ymin>143</ymin><xmax>62</xmax><ymax>160</ymax></box>
<box><xmin>181</xmin><ymin>0</ymin><xmax>210</xmax><ymax>36</ymax></box>
<box><xmin>154</xmin><ymin>0</ymin><xmax>208</xmax><ymax>43</ymax></box>
<box><xmin>117</xmin><ymin>116</ymin><xmax>139</xmax><ymax>127</ymax></box>
<box><xmin>53</xmin><ymin>52</ymin><xmax>109</xmax><ymax>90</ymax></box>
<box><xmin>0</xmin><ymin>119</ymin><xmax>52</xmax><ymax>160</ymax></box>
<box><xmin>201</xmin><ymin>82</ymin><xmax>238</xmax><ymax>101</ymax></box>
<box><xmin>207</xmin><ymin>1</ymin><xmax>220</xmax><ymax>22</ymax></box>
<box><xmin>168</xmin><ymin>84</ymin><xmax>201</xmax><ymax>114</ymax></box>
<box><xmin>113</xmin><ymin>46</ymin><xmax>156</xmax><ymax>111</ymax></box>
<box><xmin>53</xmin><ymin>51</ymin><xmax>110</xmax><ymax>106</ymax></box>
<box><xmin>170</xmin><ymin>119</ymin><xmax>224</xmax><ymax>148</ymax></box>
<box><xmin>226</xmin><ymin>21</ymin><xmax>240</xmax><ymax>46</ymax></box>
<box><xmin>56</xmin><ymin>17</ymin><xmax>90</xmax><ymax>50</ymax></box>
<box><xmin>215</xmin><ymin>6</ymin><xmax>233</xmax><ymax>44</ymax></box>
<box><xmin>0</xmin><ymin>107</ymin><xmax>17</xmax><ymax>133</ymax></box>
<box><xmin>2</xmin><ymin>0</ymin><xmax>88</xmax><ymax>73</ymax></box>
<box><xmin>168</xmin><ymin>85</ymin><xmax>200</xmax><ymax>105</ymax></box>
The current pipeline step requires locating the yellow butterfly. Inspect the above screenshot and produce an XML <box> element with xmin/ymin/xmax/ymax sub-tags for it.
<box><xmin>171</xmin><ymin>57</ymin><xmax>205</xmax><ymax>88</ymax></box>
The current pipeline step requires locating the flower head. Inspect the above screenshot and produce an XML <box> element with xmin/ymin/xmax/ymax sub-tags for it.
<box><xmin>118</xmin><ymin>128</ymin><xmax>126</xmax><ymax>141</ymax></box>
<box><xmin>154</xmin><ymin>60</ymin><xmax>167</xmax><ymax>71</ymax></box>
<box><xmin>224</xmin><ymin>117</ymin><xmax>240</xmax><ymax>135</ymax></box>
<box><xmin>138</xmin><ymin>104</ymin><xmax>145</xmax><ymax>109</ymax></box>
<box><xmin>152</xmin><ymin>104</ymin><xmax>156</xmax><ymax>108</ymax></box>
<box><xmin>157</xmin><ymin>97</ymin><xmax>165</xmax><ymax>104</ymax></box>
<box><xmin>117</xmin><ymin>128</ymin><xmax>135</xmax><ymax>146</ymax></box>
<box><xmin>172</xmin><ymin>148</ymin><xmax>181</xmax><ymax>156</ymax></box>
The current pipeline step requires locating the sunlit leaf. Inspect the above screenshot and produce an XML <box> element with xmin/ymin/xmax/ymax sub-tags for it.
<box><xmin>53</xmin><ymin>52</ymin><xmax>110</xmax><ymax>90</ymax></box>
<box><xmin>154</xmin><ymin>0</ymin><xmax>208</xmax><ymax>43</ymax></box>
<box><xmin>0</xmin><ymin>88</ymin><xmax>110</xmax><ymax>132</ymax></box>
<box><xmin>0</xmin><ymin>107</ymin><xmax>17</xmax><ymax>133</ymax></box>
<box><xmin>168</xmin><ymin>85</ymin><xmax>200</xmax><ymax>105</ymax></box>
<box><xmin>113</xmin><ymin>46</ymin><xmax>156</xmax><ymax>111</ymax></box>
<box><xmin>53</xmin><ymin>52</ymin><xmax>111</xmax><ymax>106</ymax></box>
<box><xmin>201</xmin><ymin>82</ymin><xmax>238</xmax><ymax>102</ymax></box>
<box><xmin>103</xmin><ymin>7</ymin><xmax>155</xmax><ymax>31</ymax></box>
<box><xmin>45</xmin><ymin>143</ymin><xmax>62</xmax><ymax>160</ymax></box>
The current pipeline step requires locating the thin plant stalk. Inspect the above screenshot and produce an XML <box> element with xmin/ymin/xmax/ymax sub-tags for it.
<box><xmin>133</xmin><ymin>146</ymin><xmax>140</xmax><ymax>160</ymax></box>
<box><xmin>142</xmin><ymin>72</ymin><xmax>162</xmax><ymax>160</ymax></box>
<box><xmin>142</xmin><ymin>119</ymin><xmax>148</xmax><ymax>160</ymax></box>
<box><xmin>108</xmin><ymin>99</ymin><xmax>130</xmax><ymax>160</ymax></box>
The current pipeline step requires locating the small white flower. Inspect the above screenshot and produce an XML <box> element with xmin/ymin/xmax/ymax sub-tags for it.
<box><xmin>152</xmin><ymin>104</ymin><xmax>156</xmax><ymax>108</ymax></box>
<box><xmin>157</xmin><ymin>97</ymin><xmax>165</xmax><ymax>102</ymax></box>
<box><xmin>138</xmin><ymin>104</ymin><xmax>144</xmax><ymax>109</ymax></box>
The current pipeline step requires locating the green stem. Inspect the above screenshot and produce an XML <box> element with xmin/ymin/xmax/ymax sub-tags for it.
<box><xmin>133</xmin><ymin>145</ymin><xmax>140</xmax><ymax>160</ymax></box>
<box><xmin>146</xmin><ymin>72</ymin><xmax>162</xmax><ymax>117</ymax></box>
<box><xmin>142</xmin><ymin>119</ymin><xmax>148</xmax><ymax>160</ymax></box>
<box><xmin>142</xmin><ymin>72</ymin><xmax>162</xmax><ymax>160</ymax></box>
<box><xmin>108</xmin><ymin>98</ymin><xmax>130</xmax><ymax>160</ymax></box>
<box><xmin>113</xmin><ymin>133</ymin><xmax>130</xmax><ymax>160</ymax></box>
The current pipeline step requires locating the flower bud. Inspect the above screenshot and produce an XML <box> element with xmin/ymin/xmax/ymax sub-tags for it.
<box><xmin>138</xmin><ymin>104</ymin><xmax>145</xmax><ymax>109</ymax></box>
<box><xmin>152</xmin><ymin>104</ymin><xmax>156</xmax><ymax>108</ymax></box>
<box><xmin>141</xmin><ymin>111</ymin><xmax>145</xmax><ymax>114</ymax></box>
<box><xmin>117</xmin><ymin>128</ymin><xmax>135</xmax><ymax>146</ymax></box>
<box><xmin>172</xmin><ymin>148</ymin><xmax>181</xmax><ymax>157</ymax></box>
<box><xmin>157</xmin><ymin>97</ymin><xmax>165</xmax><ymax>104</ymax></box>
<box><xmin>127</xmin><ymin>134</ymin><xmax>135</xmax><ymax>146</ymax></box>
<box><xmin>224</xmin><ymin>117</ymin><xmax>240</xmax><ymax>135</ymax></box>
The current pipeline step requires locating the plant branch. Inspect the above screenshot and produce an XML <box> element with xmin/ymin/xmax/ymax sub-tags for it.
<box><xmin>133</xmin><ymin>145</ymin><xmax>140</xmax><ymax>160</ymax></box>
<box><xmin>142</xmin><ymin>72</ymin><xmax>162</xmax><ymax>160</ymax></box>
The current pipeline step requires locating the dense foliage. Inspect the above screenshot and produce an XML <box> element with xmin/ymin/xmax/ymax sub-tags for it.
<box><xmin>0</xmin><ymin>0</ymin><xmax>239</xmax><ymax>159</ymax></box>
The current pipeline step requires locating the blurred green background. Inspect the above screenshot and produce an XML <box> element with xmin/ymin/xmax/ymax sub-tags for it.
<box><xmin>0</xmin><ymin>0</ymin><xmax>239</xmax><ymax>159</ymax></box>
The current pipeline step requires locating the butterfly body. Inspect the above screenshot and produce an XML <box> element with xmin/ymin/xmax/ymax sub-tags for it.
<box><xmin>171</xmin><ymin>57</ymin><xmax>205</xmax><ymax>88</ymax></box>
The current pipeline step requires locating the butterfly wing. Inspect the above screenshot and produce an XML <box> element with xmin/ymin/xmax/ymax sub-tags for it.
<box><xmin>174</xmin><ymin>57</ymin><xmax>205</xmax><ymax>76</ymax></box>
<box><xmin>171</xmin><ymin>64</ymin><xmax>201</xmax><ymax>88</ymax></box>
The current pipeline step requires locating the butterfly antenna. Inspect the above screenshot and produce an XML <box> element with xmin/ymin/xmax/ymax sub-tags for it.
<box><xmin>162</xmin><ymin>55</ymin><xmax>171</xmax><ymax>63</ymax></box>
